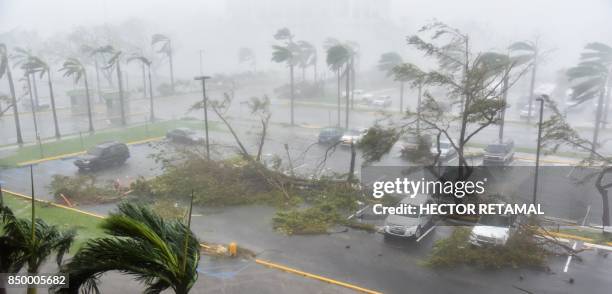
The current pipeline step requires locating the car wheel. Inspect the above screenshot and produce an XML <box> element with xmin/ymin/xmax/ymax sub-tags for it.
<box><xmin>415</xmin><ymin>226</ymin><xmax>422</xmax><ymax>239</ymax></box>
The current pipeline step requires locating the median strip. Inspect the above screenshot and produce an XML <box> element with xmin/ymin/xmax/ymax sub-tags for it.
<box><xmin>16</xmin><ymin>136</ymin><xmax>165</xmax><ymax>167</ymax></box>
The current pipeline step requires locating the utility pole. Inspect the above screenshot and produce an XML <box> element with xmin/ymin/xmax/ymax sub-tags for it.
<box><xmin>194</xmin><ymin>76</ymin><xmax>211</xmax><ymax>160</ymax></box>
<box><xmin>532</xmin><ymin>95</ymin><xmax>546</xmax><ymax>205</ymax></box>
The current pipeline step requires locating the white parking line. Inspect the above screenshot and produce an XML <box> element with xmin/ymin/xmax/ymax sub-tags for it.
<box><xmin>416</xmin><ymin>225</ymin><xmax>436</xmax><ymax>242</ymax></box>
<box><xmin>563</xmin><ymin>242</ymin><xmax>578</xmax><ymax>273</ymax></box>
<box><xmin>563</xmin><ymin>205</ymin><xmax>590</xmax><ymax>273</ymax></box>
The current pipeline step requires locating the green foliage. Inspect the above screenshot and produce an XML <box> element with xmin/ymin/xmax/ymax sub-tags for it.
<box><xmin>135</xmin><ymin>156</ymin><xmax>290</xmax><ymax>206</ymax></box>
<box><xmin>273</xmin><ymin>181</ymin><xmax>362</xmax><ymax>235</ymax></box>
<box><xmin>425</xmin><ymin>227</ymin><xmax>549</xmax><ymax>269</ymax></box>
<box><xmin>151</xmin><ymin>199</ymin><xmax>187</xmax><ymax>220</ymax></box>
<box><xmin>49</xmin><ymin>175</ymin><xmax>119</xmax><ymax>204</ymax></box>
<box><xmin>1</xmin><ymin>205</ymin><xmax>76</xmax><ymax>275</ymax></box>
<box><xmin>56</xmin><ymin>202</ymin><xmax>200</xmax><ymax>294</ymax></box>
<box><xmin>273</xmin><ymin>204</ymin><xmax>340</xmax><ymax>235</ymax></box>
<box><xmin>378</xmin><ymin>52</ymin><xmax>403</xmax><ymax>76</ymax></box>
<box><xmin>358</xmin><ymin>125</ymin><xmax>401</xmax><ymax>163</ymax></box>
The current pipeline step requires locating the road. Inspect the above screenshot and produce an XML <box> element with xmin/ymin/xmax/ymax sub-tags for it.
<box><xmin>2</xmin><ymin>85</ymin><xmax>612</xmax><ymax>157</ymax></box>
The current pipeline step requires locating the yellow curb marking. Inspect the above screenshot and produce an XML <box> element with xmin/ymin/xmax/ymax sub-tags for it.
<box><xmin>539</xmin><ymin>229</ymin><xmax>612</xmax><ymax>246</ymax></box>
<box><xmin>515</xmin><ymin>157</ymin><xmax>578</xmax><ymax>165</ymax></box>
<box><xmin>16</xmin><ymin>136</ymin><xmax>165</xmax><ymax>166</ymax></box>
<box><xmin>5</xmin><ymin>189</ymin><xmax>213</xmax><ymax>251</ymax></box>
<box><xmin>5</xmin><ymin>189</ymin><xmax>105</xmax><ymax>219</ymax></box>
<box><xmin>18</xmin><ymin>151</ymin><xmax>86</xmax><ymax>166</ymax></box>
<box><xmin>255</xmin><ymin>259</ymin><xmax>383</xmax><ymax>294</ymax></box>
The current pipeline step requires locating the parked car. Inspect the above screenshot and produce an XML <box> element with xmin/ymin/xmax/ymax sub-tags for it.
<box><xmin>74</xmin><ymin>141</ymin><xmax>130</xmax><ymax>171</ymax></box>
<box><xmin>482</xmin><ymin>140</ymin><xmax>515</xmax><ymax>166</ymax></box>
<box><xmin>340</xmin><ymin>128</ymin><xmax>368</xmax><ymax>147</ymax></box>
<box><xmin>318</xmin><ymin>127</ymin><xmax>344</xmax><ymax>144</ymax></box>
<box><xmin>469</xmin><ymin>213</ymin><xmax>519</xmax><ymax>246</ymax></box>
<box><xmin>400</xmin><ymin>134</ymin><xmax>432</xmax><ymax>153</ymax></box>
<box><xmin>430</xmin><ymin>139</ymin><xmax>456</xmax><ymax>160</ymax></box>
<box><xmin>166</xmin><ymin>128</ymin><xmax>205</xmax><ymax>144</ymax></box>
<box><xmin>371</xmin><ymin>95</ymin><xmax>392</xmax><ymax>107</ymax></box>
<box><xmin>383</xmin><ymin>195</ymin><xmax>435</xmax><ymax>239</ymax></box>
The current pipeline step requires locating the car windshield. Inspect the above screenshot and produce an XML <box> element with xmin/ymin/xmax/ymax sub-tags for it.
<box><xmin>87</xmin><ymin>147</ymin><xmax>104</xmax><ymax>156</ymax></box>
<box><xmin>438</xmin><ymin>142</ymin><xmax>451</xmax><ymax>149</ymax></box>
<box><xmin>478</xmin><ymin>215</ymin><xmax>512</xmax><ymax>227</ymax></box>
<box><xmin>322</xmin><ymin>128</ymin><xmax>339</xmax><ymax>135</ymax></box>
<box><xmin>485</xmin><ymin>144</ymin><xmax>506</xmax><ymax>153</ymax></box>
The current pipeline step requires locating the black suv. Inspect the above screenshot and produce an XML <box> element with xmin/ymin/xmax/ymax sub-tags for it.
<box><xmin>318</xmin><ymin>127</ymin><xmax>344</xmax><ymax>144</ymax></box>
<box><xmin>74</xmin><ymin>141</ymin><xmax>130</xmax><ymax>171</ymax></box>
<box><xmin>483</xmin><ymin>140</ymin><xmax>514</xmax><ymax>166</ymax></box>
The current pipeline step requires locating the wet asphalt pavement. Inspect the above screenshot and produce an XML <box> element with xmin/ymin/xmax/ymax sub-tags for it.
<box><xmin>2</xmin><ymin>121</ymin><xmax>612</xmax><ymax>293</ymax></box>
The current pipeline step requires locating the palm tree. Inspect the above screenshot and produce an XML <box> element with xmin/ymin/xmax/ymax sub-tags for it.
<box><xmin>80</xmin><ymin>45</ymin><xmax>104</xmax><ymax>102</ymax></box>
<box><xmin>12</xmin><ymin>48</ymin><xmax>41</xmax><ymax>109</ymax></box>
<box><xmin>238</xmin><ymin>47</ymin><xmax>256</xmax><ymax>72</ymax></box>
<box><xmin>152</xmin><ymin>34</ymin><xmax>175</xmax><ymax>93</ymax></box>
<box><xmin>56</xmin><ymin>202</ymin><xmax>200</xmax><ymax>294</ymax></box>
<box><xmin>1</xmin><ymin>205</ymin><xmax>75</xmax><ymax>294</ymax></box>
<box><xmin>272</xmin><ymin>28</ymin><xmax>299</xmax><ymax>126</ymax></box>
<box><xmin>326</xmin><ymin>44</ymin><xmax>352</xmax><ymax>129</ymax></box>
<box><xmin>25</xmin><ymin>56</ymin><xmax>61</xmax><ymax>138</ymax></box>
<box><xmin>567</xmin><ymin>42</ymin><xmax>612</xmax><ymax>154</ymax></box>
<box><xmin>93</xmin><ymin>45</ymin><xmax>127</xmax><ymax>126</ymax></box>
<box><xmin>297</xmin><ymin>41</ymin><xmax>317</xmax><ymax>82</ymax></box>
<box><xmin>378</xmin><ymin>52</ymin><xmax>405</xmax><ymax>111</ymax></box>
<box><xmin>60</xmin><ymin>58</ymin><xmax>94</xmax><ymax>132</ymax></box>
<box><xmin>127</xmin><ymin>54</ymin><xmax>155</xmax><ymax>121</ymax></box>
<box><xmin>324</xmin><ymin>38</ymin><xmax>342</xmax><ymax>126</ymax></box>
<box><xmin>0</xmin><ymin>44</ymin><xmax>23</xmax><ymax>144</ymax></box>
<box><xmin>1</xmin><ymin>206</ymin><xmax>27</xmax><ymax>294</ymax></box>
<box><xmin>509</xmin><ymin>39</ymin><xmax>541</xmax><ymax>123</ymax></box>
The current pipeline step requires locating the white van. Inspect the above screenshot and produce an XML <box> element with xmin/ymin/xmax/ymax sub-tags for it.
<box><xmin>469</xmin><ymin>214</ymin><xmax>518</xmax><ymax>246</ymax></box>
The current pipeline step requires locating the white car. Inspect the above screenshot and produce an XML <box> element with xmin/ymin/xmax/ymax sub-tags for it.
<box><xmin>340</xmin><ymin>128</ymin><xmax>368</xmax><ymax>147</ymax></box>
<box><xmin>430</xmin><ymin>140</ymin><xmax>456</xmax><ymax>160</ymax></box>
<box><xmin>383</xmin><ymin>194</ymin><xmax>434</xmax><ymax>239</ymax></box>
<box><xmin>469</xmin><ymin>214</ymin><xmax>518</xmax><ymax>246</ymax></box>
<box><xmin>371</xmin><ymin>96</ymin><xmax>392</xmax><ymax>107</ymax></box>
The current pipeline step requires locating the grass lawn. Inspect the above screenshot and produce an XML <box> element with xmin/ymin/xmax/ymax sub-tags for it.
<box><xmin>559</xmin><ymin>228</ymin><xmax>612</xmax><ymax>244</ymax></box>
<box><xmin>2</xmin><ymin>192</ymin><xmax>105</xmax><ymax>250</ymax></box>
<box><xmin>0</xmin><ymin>119</ymin><xmax>220</xmax><ymax>167</ymax></box>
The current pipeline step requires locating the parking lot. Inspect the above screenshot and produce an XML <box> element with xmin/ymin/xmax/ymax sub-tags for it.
<box><xmin>1</xmin><ymin>123</ymin><xmax>612</xmax><ymax>294</ymax></box>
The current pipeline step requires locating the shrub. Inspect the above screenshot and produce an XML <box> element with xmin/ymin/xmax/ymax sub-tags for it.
<box><xmin>425</xmin><ymin>227</ymin><xmax>549</xmax><ymax>269</ymax></box>
<box><xmin>49</xmin><ymin>175</ymin><xmax>119</xmax><ymax>204</ymax></box>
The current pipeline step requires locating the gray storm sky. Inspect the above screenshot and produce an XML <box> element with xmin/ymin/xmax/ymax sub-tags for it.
<box><xmin>1</xmin><ymin>0</ymin><xmax>610</xmax><ymax>75</ymax></box>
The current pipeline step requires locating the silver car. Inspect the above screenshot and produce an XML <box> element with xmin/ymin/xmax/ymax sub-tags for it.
<box><xmin>383</xmin><ymin>195</ymin><xmax>434</xmax><ymax>239</ymax></box>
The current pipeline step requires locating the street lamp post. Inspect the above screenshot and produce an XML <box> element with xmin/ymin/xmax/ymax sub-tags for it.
<box><xmin>194</xmin><ymin>76</ymin><xmax>211</xmax><ymax>160</ymax></box>
<box><xmin>532</xmin><ymin>95</ymin><xmax>547</xmax><ymax>205</ymax></box>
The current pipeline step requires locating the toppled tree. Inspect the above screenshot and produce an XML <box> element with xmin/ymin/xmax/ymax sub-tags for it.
<box><xmin>190</xmin><ymin>93</ymin><xmax>271</xmax><ymax>163</ymax></box>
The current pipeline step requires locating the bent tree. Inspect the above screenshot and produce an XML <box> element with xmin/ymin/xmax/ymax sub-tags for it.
<box><xmin>359</xmin><ymin>22</ymin><xmax>528</xmax><ymax>174</ymax></box>
<box><xmin>539</xmin><ymin>98</ymin><xmax>611</xmax><ymax>229</ymax></box>
<box><xmin>56</xmin><ymin>203</ymin><xmax>200</xmax><ymax>294</ymax></box>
